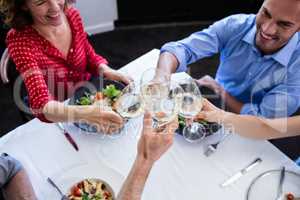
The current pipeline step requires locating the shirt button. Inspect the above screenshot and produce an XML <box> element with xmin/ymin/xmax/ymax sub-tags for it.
<box><xmin>70</xmin><ymin>48</ymin><xmax>73</xmax><ymax>53</ymax></box>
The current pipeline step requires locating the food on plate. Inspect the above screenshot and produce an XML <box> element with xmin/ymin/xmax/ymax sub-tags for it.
<box><xmin>286</xmin><ymin>193</ymin><xmax>296</xmax><ymax>200</ymax></box>
<box><xmin>76</xmin><ymin>84</ymin><xmax>122</xmax><ymax>112</ymax></box>
<box><xmin>177</xmin><ymin>114</ymin><xmax>221</xmax><ymax>135</ymax></box>
<box><xmin>68</xmin><ymin>179</ymin><xmax>113</xmax><ymax>200</ymax></box>
<box><xmin>178</xmin><ymin>115</ymin><xmax>208</xmax><ymax>129</ymax></box>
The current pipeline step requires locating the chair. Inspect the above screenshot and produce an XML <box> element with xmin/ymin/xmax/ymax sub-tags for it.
<box><xmin>0</xmin><ymin>48</ymin><xmax>10</xmax><ymax>84</ymax></box>
<box><xmin>0</xmin><ymin>48</ymin><xmax>34</xmax><ymax>122</ymax></box>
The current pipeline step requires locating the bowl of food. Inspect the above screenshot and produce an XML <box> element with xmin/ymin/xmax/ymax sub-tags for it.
<box><xmin>177</xmin><ymin>115</ymin><xmax>221</xmax><ymax>137</ymax></box>
<box><xmin>68</xmin><ymin>77</ymin><xmax>125</xmax><ymax>133</ymax></box>
<box><xmin>67</xmin><ymin>178</ymin><xmax>115</xmax><ymax>200</ymax></box>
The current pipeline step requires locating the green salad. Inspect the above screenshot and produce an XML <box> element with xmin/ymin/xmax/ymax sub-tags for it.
<box><xmin>103</xmin><ymin>84</ymin><xmax>121</xmax><ymax>101</ymax></box>
<box><xmin>76</xmin><ymin>84</ymin><xmax>121</xmax><ymax>106</ymax></box>
<box><xmin>77</xmin><ymin>92</ymin><xmax>93</xmax><ymax>105</ymax></box>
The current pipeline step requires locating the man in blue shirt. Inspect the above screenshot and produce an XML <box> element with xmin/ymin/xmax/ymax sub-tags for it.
<box><xmin>156</xmin><ymin>0</ymin><xmax>300</xmax><ymax>118</ymax></box>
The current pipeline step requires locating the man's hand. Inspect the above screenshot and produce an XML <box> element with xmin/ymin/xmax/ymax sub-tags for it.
<box><xmin>137</xmin><ymin>112</ymin><xmax>178</xmax><ymax>164</ymax></box>
<box><xmin>117</xmin><ymin>112</ymin><xmax>178</xmax><ymax>200</ymax></box>
<box><xmin>197</xmin><ymin>75</ymin><xmax>244</xmax><ymax>113</ymax></box>
<box><xmin>196</xmin><ymin>75</ymin><xmax>224</xmax><ymax>96</ymax></box>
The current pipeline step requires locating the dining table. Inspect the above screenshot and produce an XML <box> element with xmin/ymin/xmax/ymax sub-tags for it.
<box><xmin>0</xmin><ymin>49</ymin><xmax>299</xmax><ymax>200</ymax></box>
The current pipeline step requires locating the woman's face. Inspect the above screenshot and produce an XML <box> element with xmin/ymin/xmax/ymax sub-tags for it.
<box><xmin>25</xmin><ymin>0</ymin><xmax>65</xmax><ymax>27</ymax></box>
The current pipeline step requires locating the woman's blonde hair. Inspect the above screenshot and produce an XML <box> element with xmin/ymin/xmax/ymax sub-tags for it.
<box><xmin>0</xmin><ymin>0</ymin><xmax>75</xmax><ymax>30</ymax></box>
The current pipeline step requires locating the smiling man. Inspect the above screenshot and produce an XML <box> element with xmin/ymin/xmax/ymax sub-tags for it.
<box><xmin>156</xmin><ymin>0</ymin><xmax>300</xmax><ymax>118</ymax></box>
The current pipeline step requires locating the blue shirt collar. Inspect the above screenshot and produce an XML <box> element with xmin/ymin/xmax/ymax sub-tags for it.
<box><xmin>242</xmin><ymin>24</ymin><xmax>298</xmax><ymax>67</ymax></box>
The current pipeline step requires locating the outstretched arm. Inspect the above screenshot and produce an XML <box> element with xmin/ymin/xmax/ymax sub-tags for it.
<box><xmin>198</xmin><ymin>99</ymin><xmax>300</xmax><ymax>140</ymax></box>
<box><xmin>117</xmin><ymin>112</ymin><xmax>178</xmax><ymax>200</ymax></box>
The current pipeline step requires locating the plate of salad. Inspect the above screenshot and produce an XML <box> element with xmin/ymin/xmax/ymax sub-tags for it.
<box><xmin>68</xmin><ymin>77</ymin><xmax>125</xmax><ymax>133</ymax></box>
<box><xmin>177</xmin><ymin>115</ymin><xmax>221</xmax><ymax>137</ymax></box>
<box><xmin>67</xmin><ymin>178</ymin><xmax>114</xmax><ymax>200</ymax></box>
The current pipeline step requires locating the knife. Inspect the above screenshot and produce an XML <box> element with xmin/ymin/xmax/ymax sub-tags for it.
<box><xmin>56</xmin><ymin>122</ymin><xmax>79</xmax><ymax>151</ymax></box>
<box><xmin>221</xmin><ymin>158</ymin><xmax>262</xmax><ymax>187</ymax></box>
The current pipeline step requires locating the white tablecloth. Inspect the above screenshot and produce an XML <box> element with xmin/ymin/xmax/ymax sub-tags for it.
<box><xmin>0</xmin><ymin>49</ymin><xmax>299</xmax><ymax>199</ymax></box>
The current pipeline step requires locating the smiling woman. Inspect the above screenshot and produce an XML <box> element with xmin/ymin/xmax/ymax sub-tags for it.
<box><xmin>0</xmin><ymin>0</ymin><xmax>132</xmax><ymax>134</ymax></box>
<box><xmin>0</xmin><ymin>0</ymin><xmax>75</xmax><ymax>30</ymax></box>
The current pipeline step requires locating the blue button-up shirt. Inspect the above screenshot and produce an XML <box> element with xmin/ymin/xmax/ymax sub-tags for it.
<box><xmin>161</xmin><ymin>14</ymin><xmax>300</xmax><ymax>118</ymax></box>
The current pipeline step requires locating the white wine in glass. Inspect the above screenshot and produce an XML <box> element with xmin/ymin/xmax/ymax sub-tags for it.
<box><xmin>180</xmin><ymin>93</ymin><xmax>203</xmax><ymax>117</ymax></box>
<box><xmin>114</xmin><ymin>83</ymin><xmax>144</xmax><ymax>119</ymax></box>
<box><xmin>178</xmin><ymin>78</ymin><xmax>206</xmax><ymax>142</ymax></box>
<box><xmin>140</xmin><ymin>68</ymin><xmax>182</xmax><ymax>127</ymax></box>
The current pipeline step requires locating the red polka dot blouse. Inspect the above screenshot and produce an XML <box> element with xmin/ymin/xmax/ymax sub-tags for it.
<box><xmin>6</xmin><ymin>7</ymin><xmax>108</xmax><ymax>122</ymax></box>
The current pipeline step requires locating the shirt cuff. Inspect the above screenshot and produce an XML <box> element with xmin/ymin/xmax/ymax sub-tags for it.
<box><xmin>31</xmin><ymin>95</ymin><xmax>54</xmax><ymax>123</ymax></box>
<box><xmin>0</xmin><ymin>153</ymin><xmax>23</xmax><ymax>187</ymax></box>
<box><xmin>160</xmin><ymin>42</ymin><xmax>188</xmax><ymax>73</ymax></box>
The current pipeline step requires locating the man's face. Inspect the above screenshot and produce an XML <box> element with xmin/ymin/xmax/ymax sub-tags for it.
<box><xmin>255</xmin><ymin>0</ymin><xmax>300</xmax><ymax>54</ymax></box>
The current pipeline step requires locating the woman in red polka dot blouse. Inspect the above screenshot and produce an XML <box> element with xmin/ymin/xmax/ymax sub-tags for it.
<box><xmin>1</xmin><ymin>0</ymin><xmax>132</xmax><ymax>133</ymax></box>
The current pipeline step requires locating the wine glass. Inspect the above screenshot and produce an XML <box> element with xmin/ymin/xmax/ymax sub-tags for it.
<box><xmin>140</xmin><ymin>68</ymin><xmax>182</xmax><ymax>128</ymax></box>
<box><xmin>178</xmin><ymin>78</ymin><xmax>206</xmax><ymax>142</ymax></box>
<box><xmin>114</xmin><ymin>82</ymin><xmax>145</xmax><ymax>119</ymax></box>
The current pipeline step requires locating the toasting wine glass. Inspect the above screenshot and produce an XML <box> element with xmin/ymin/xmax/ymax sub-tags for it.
<box><xmin>114</xmin><ymin>82</ymin><xmax>145</xmax><ymax>119</ymax></box>
<box><xmin>178</xmin><ymin>78</ymin><xmax>205</xmax><ymax>142</ymax></box>
<box><xmin>140</xmin><ymin>68</ymin><xmax>182</xmax><ymax>128</ymax></box>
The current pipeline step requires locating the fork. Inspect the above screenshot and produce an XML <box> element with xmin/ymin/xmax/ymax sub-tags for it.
<box><xmin>204</xmin><ymin>132</ymin><xmax>230</xmax><ymax>157</ymax></box>
<box><xmin>47</xmin><ymin>177</ymin><xmax>69</xmax><ymax>200</ymax></box>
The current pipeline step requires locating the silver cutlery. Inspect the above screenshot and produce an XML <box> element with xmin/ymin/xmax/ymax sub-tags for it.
<box><xmin>204</xmin><ymin>132</ymin><xmax>229</xmax><ymax>157</ymax></box>
<box><xmin>275</xmin><ymin>166</ymin><xmax>285</xmax><ymax>200</ymax></box>
<box><xmin>47</xmin><ymin>177</ymin><xmax>69</xmax><ymax>200</ymax></box>
<box><xmin>221</xmin><ymin>158</ymin><xmax>262</xmax><ymax>187</ymax></box>
<box><xmin>57</xmin><ymin>122</ymin><xmax>79</xmax><ymax>151</ymax></box>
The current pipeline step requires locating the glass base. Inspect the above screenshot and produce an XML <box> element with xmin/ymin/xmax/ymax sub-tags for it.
<box><xmin>183</xmin><ymin>122</ymin><xmax>206</xmax><ymax>143</ymax></box>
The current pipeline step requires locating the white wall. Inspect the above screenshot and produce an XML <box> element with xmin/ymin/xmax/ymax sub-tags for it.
<box><xmin>74</xmin><ymin>0</ymin><xmax>118</xmax><ymax>35</ymax></box>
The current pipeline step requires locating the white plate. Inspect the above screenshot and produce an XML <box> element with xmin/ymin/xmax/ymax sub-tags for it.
<box><xmin>246</xmin><ymin>169</ymin><xmax>300</xmax><ymax>200</ymax></box>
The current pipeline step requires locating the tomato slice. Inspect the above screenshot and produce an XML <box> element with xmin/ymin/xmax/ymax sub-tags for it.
<box><xmin>72</xmin><ymin>186</ymin><xmax>82</xmax><ymax>197</ymax></box>
<box><xmin>287</xmin><ymin>193</ymin><xmax>295</xmax><ymax>200</ymax></box>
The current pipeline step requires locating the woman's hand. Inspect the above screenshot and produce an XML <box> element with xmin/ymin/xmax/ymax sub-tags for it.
<box><xmin>100</xmin><ymin>64</ymin><xmax>133</xmax><ymax>85</ymax></box>
<box><xmin>197</xmin><ymin>98</ymin><xmax>226</xmax><ymax>123</ymax></box>
<box><xmin>43</xmin><ymin>101</ymin><xmax>124</xmax><ymax>134</ymax></box>
<box><xmin>137</xmin><ymin>112</ymin><xmax>178</xmax><ymax>164</ymax></box>
<box><xmin>82</xmin><ymin>106</ymin><xmax>125</xmax><ymax>134</ymax></box>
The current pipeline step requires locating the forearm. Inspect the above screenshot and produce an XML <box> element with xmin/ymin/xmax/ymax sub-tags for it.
<box><xmin>117</xmin><ymin>157</ymin><xmax>153</xmax><ymax>200</ymax></box>
<box><xmin>156</xmin><ymin>52</ymin><xmax>179</xmax><ymax>78</ymax></box>
<box><xmin>98</xmin><ymin>63</ymin><xmax>112</xmax><ymax>76</ymax></box>
<box><xmin>220</xmin><ymin>112</ymin><xmax>299</xmax><ymax>140</ymax></box>
<box><xmin>43</xmin><ymin>101</ymin><xmax>95</xmax><ymax>123</ymax></box>
<box><xmin>3</xmin><ymin>169</ymin><xmax>37</xmax><ymax>200</ymax></box>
